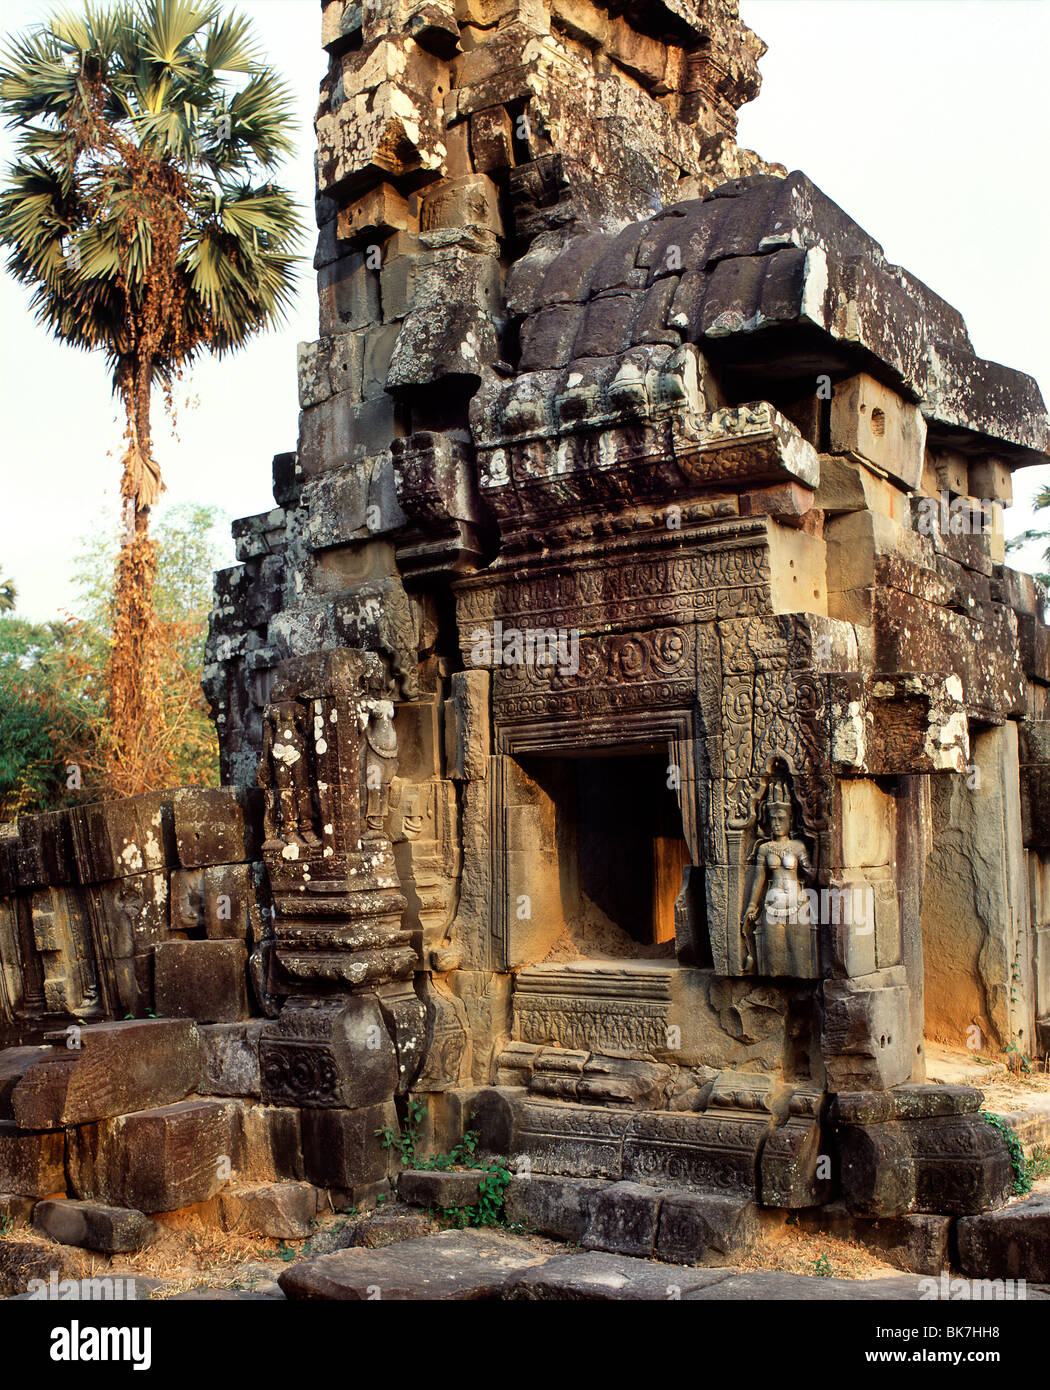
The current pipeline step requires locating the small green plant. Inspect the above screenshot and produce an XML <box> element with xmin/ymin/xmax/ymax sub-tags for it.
<box><xmin>273</xmin><ymin>1242</ymin><xmax>296</xmax><ymax>1262</ymax></box>
<box><xmin>0</xmin><ymin>1215</ymin><xmax>14</xmax><ymax>1236</ymax></box>
<box><xmin>814</xmin><ymin>1252</ymin><xmax>832</xmax><ymax>1278</ymax></box>
<box><xmin>1028</xmin><ymin>1146</ymin><xmax>1050</xmax><ymax>1184</ymax></box>
<box><xmin>981</xmin><ymin>1111</ymin><xmax>1032</xmax><ymax>1195</ymax></box>
<box><xmin>375</xmin><ymin>1098</ymin><xmax>427</xmax><ymax>1167</ymax></box>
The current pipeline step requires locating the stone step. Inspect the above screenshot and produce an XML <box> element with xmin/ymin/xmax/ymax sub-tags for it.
<box><xmin>958</xmin><ymin>1189</ymin><xmax>1050</xmax><ymax>1282</ymax></box>
<box><xmin>503</xmin><ymin>1172</ymin><xmax>772</xmax><ymax>1264</ymax></box>
<box><xmin>278</xmin><ymin>1228</ymin><xmax>549</xmax><ymax>1300</ymax></box>
<box><xmin>398</xmin><ymin>1168</ymin><xmax>483</xmax><ymax>1209</ymax></box>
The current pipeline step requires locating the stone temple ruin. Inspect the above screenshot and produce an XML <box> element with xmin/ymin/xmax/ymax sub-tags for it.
<box><xmin>2</xmin><ymin>0</ymin><xmax>1050</xmax><ymax>1294</ymax></box>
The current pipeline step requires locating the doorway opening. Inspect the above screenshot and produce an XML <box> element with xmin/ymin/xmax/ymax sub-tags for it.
<box><xmin>519</xmin><ymin>748</ymin><xmax>692</xmax><ymax>960</ymax></box>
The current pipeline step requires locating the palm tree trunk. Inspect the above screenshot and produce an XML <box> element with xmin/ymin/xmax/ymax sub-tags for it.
<box><xmin>109</xmin><ymin>358</ymin><xmax>165</xmax><ymax>795</ymax></box>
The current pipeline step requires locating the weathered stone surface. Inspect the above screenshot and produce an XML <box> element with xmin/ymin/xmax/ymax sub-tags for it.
<box><xmin>503</xmin><ymin>1173</ymin><xmax>606</xmax><ymax>1242</ymax></box>
<box><xmin>198</xmin><ymin>1021</ymin><xmax>267</xmax><ymax>1097</ymax></box>
<box><xmin>67</xmin><ymin>1099</ymin><xmax>237</xmax><ymax>1213</ymax></box>
<box><xmin>172</xmin><ymin>787</ymin><xmax>255</xmax><ymax>868</ymax></box>
<box><xmin>0</xmin><ymin>1047</ymin><xmax>51</xmax><ymax>1120</ymax></box>
<box><xmin>69</xmin><ymin>792</ymin><xmax>177</xmax><ymax>883</ymax></box>
<box><xmin>0</xmin><ymin>1122</ymin><xmax>65</xmax><ymax>1197</ymax></box>
<box><xmin>219</xmin><ymin>1182</ymin><xmax>320</xmax><ymax>1239</ymax></box>
<box><xmin>957</xmin><ymin>1191</ymin><xmax>1050</xmax><ymax>1282</ymax></box>
<box><xmin>508</xmin><ymin>1250</ymin><xmax>732</xmax><ymax>1301</ymax></box>
<box><xmin>279</xmin><ymin>1228</ymin><xmax>549</xmax><ymax>1300</ymax></box>
<box><xmin>32</xmin><ymin>1198</ymin><xmax>159</xmax><ymax>1254</ymax></box>
<box><xmin>154</xmin><ymin>940</ymin><xmax>250</xmax><ymax>1024</ymax></box>
<box><xmin>654</xmin><ymin>1190</ymin><xmax>762</xmax><ymax>1264</ymax></box>
<box><xmin>581</xmin><ymin>1180</ymin><xmax>661</xmax><ymax>1257</ymax></box>
<box><xmin>0</xmin><ymin>1237</ymin><xmax>84</xmax><ymax>1296</ymax></box>
<box><xmin>399</xmin><ymin>1168</ymin><xmax>483</xmax><ymax>1209</ymax></box>
<box><xmin>838</xmin><ymin>1115</ymin><xmax>1013</xmax><ymax>1218</ymax></box>
<box><xmin>300</xmin><ymin>1103</ymin><xmax>397</xmax><ymax>1189</ymax></box>
<box><xmin>11</xmin><ymin>1020</ymin><xmax>201</xmax><ymax>1130</ymax></box>
<box><xmin>234</xmin><ymin>1104</ymin><xmax>303</xmax><ymax>1183</ymax></box>
<box><xmin>260</xmin><ymin>995</ymin><xmax>399</xmax><ymax>1109</ymax></box>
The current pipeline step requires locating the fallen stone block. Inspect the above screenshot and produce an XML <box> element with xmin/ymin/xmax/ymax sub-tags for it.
<box><xmin>399</xmin><ymin>1169</ymin><xmax>483</xmax><ymax>1209</ymax></box>
<box><xmin>219</xmin><ymin>1183</ymin><xmax>321</xmax><ymax>1240</ymax></box>
<box><xmin>507</xmin><ymin>1251</ymin><xmax>734</xmax><ymax>1301</ymax></box>
<box><xmin>654</xmin><ymin>1191</ymin><xmax>762</xmax><ymax>1265</ymax></box>
<box><xmin>32</xmin><ymin>1198</ymin><xmax>159</xmax><ymax>1254</ymax></box>
<box><xmin>300</xmin><ymin>1103</ymin><xmax>397</xmax><ymax>1190</ymax></box>
<box><xmin>958</xmin><ymin>1191</ymin><xmax>1050</xmax><ymax>1282</ymax></box>
<box><xmin>11</xmin><ymin>1019</ymin><xmax>201</xmax><ymax>1130</ymax></box>
<box><xmin>279</xmin><ymin>1228</ymin><xmax>549</xmax><ymax>1300</ymax></box>
<box><xmin>0</xmin><ymin>1193</ymin><xmax>36</xmax><ymax>1229</ymax></box>
<box><xmin>153</xmin><ymin>939</ymin><xmax>250</xmax><ymax>1023</ymax></box>
<box><xmin>67</xmin><ymin>1099</ymin><xmax>237</xmax><ymax>1214</ymax></box>
<box><xmin>0</xmin><ymin>1122</ymin><xmax>66</xmax><ymax>1197</ymax></box>
<box><xmin>503</xmin><ymin>1174</ymin><xmax>606</xmax><ymax>1242</ymax></box>
<box><xmin>198</xmin><ymin>1021</ymin><xmax>267</xmax><ymax>1097</ymax></box>
<box><xmin>581</xmin><ymin>1181</ymin><xmax>661</xmax><ymax>1258</ymax></box>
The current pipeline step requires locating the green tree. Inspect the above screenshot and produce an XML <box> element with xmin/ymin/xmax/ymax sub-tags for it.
<box><xmin>0</xmin><ymin>503</ymin><xmax>228</xmax><ymax>818</ymax></box>
<box><xmin>0</xmin><ymin>0</ymin><xmax>302</xmax><ymax>794</ymax></box>
<box><xmin>0</xmin><ymin>616</ymin><xmax>93</xmax><ymax>819</ymax></box>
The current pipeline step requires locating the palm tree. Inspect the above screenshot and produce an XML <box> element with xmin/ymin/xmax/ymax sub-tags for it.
<box><xmin>0</xmin><ymin>572</ymin><xmax>15</xmax><ymax>612</ymax></box>
<box><xmin>0</xmin><ymin>0</ymin><xmax>302</xmax><ymax>793</ymax></box>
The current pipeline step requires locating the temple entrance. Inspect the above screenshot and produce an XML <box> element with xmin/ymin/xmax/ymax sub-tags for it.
<box><xmin>518</xmin><ymin>749</ymin><xmax>691</xmax><ymax>960</ymax></box>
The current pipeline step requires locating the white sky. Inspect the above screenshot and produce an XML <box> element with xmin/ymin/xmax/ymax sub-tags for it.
<box><xmin>0</xmin><ymin>0</ymin><xmax>1047</xmax><ymax>622</ymax></box>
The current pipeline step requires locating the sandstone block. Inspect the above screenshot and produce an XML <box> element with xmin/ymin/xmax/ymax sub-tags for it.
<box><xmin>69</xmin><ymin>792</ymin><xmax>176</xmax><ymax>883</ymax></box>
<box><xmin>958</xmin><ymin>1190</ymin><xmax>1050</xmax><ymax>1281</ymax></box>
<box><xmin>153</xmin><ymin>940</ymin><xmax>250</xmax><ymax>1023</ymax></box>
<box><xmin>219</xmin><ymin>1182</ymin><xmax>320</xmax><ymax>1240</ymax></box>
<box><xmin>300</xmin><ymin>1103</ymin><xmax>397</xmax><ymax>1189</ymax></box>
<box><xmin>279</xmin><ymin>1227</ymin><xmax>547</xmax><ymax>1300</ymax></box>
<box><xmin>830</xmin><ymin>372</ymin><xmax>926</xmax><ymax>489</ymax></box>
<box><xmin>198</xmin><ymin>1021</ymin><xmax>267</xmax><ymax>1097</ymax></box>
<box><xmin>0</xmin><ymin>1122</ymin><xmax>65</xmax><ymax>1197</ymax></box>
<box><xmin>11</xmin><ymin>1019</ymin><xmax>201</xmax><ymax>1130</ymax></box>
<box><xmin>32</xmin><ymin>1198</ymin><xmax>159</xmax><ymax>1254</ymax></box>
<box><xmin>0</xmin><ymin>1193</ymin><xmax>35</xmax><ymax>1228</ymax></box>
<box><xmin>399</xmin><ymin>1168</ymin><xmax>483</xmax><ymax>1209</ymax></box>
<box><xmin>235</xmin><ymin>1104</ymin><xmax>304</xmax><ymax>1182</ymax></box>
<box><xmin>838</xmin><ymin>1115</ymin><xmax>1013</xmax><ymax>1218</ymax></box>
<box><xmin>503</xmin><ymin>1173</ymin><xmax>605</xmax><ymax>1241</ymax></box>
<box><xmin>654</xmin><ymin>1191</ymin><xmax>761</xmax><ymax>1265</ymax></box>
<box><xmin>581</xmin><ymin>1180</ymin><xmax>661</xmax><ymax>1258</ymax></box>
<box><xmin>172</xmin><ymin>787</ymin><xmax>254</xmax><ymax>868</ymax></box>
<box><xmin>67</xmin><ymin>1099</ymin><xmax>237</xmax><ymax>1214</ymax></box>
